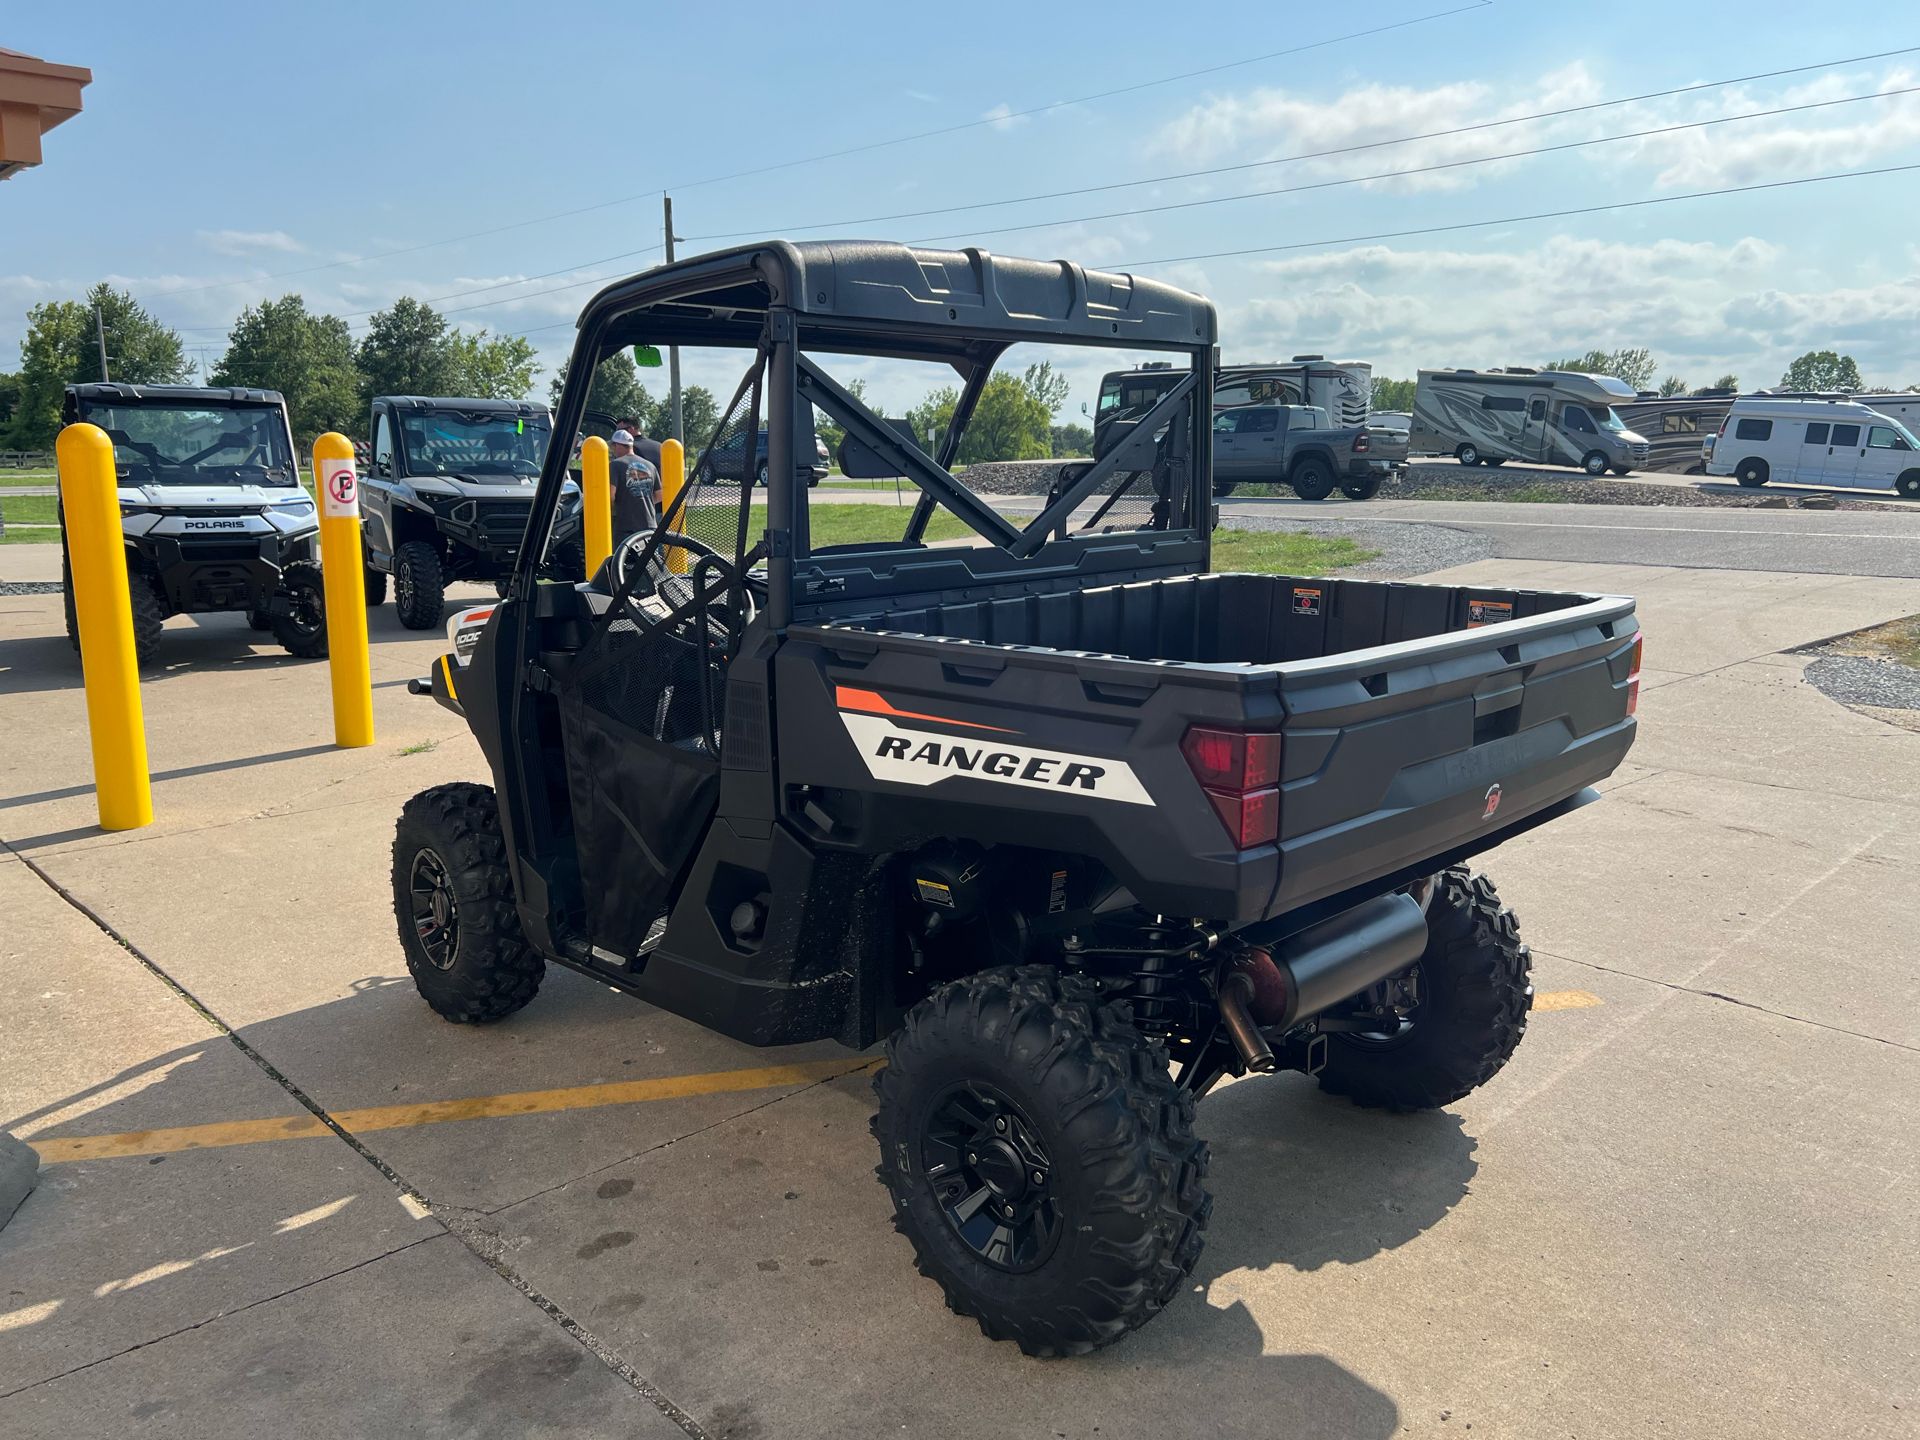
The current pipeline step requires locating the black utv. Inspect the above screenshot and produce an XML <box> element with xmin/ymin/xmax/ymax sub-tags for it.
<box><xmin>390</xmin><ymin>241</ymin><xmax>1642</xmax><ymax>1356</ymax></box>
<box><xmin>359</xmin><ymin>396</ymin><xmax>550</xmax><ymax>629</ymax></box>
<box><xmin>60</xmin><ymin>383</ymin><xmax>327</xmax><ymax>665</ymax></box>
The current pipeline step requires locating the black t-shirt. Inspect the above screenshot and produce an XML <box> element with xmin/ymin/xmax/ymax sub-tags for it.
<box><xmin>609</xmin><ymin>454</ymin><xmax>659</xmax><ymax>538</ymax></box>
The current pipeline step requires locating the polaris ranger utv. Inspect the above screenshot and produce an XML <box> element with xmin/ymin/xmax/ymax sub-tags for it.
<box><xmin>390</xmin><ymin>241</ymin><xmax>1642</xmax><ymax>1356</ymax></box>
<box><xmin>60</xmin><ymin>383</ymin><xmax>326</xmax><ymax>664</ymax></box>
<box><xmin>359</xmin><ymin>396</ymin><xmax>551</xmax><ymax>629</ymax></box>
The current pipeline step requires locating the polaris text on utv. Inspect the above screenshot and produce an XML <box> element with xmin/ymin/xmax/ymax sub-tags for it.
<box><xmin>391</xmin><ymin>240</ymin><xmax>1642</xmax><ymax>1356</ymax></box>
<box><xmin>60</xmin><ymin>383</ymin><xmax>326</xmax><ymax>665</ymax></box>
<box><xmin>359</xmin><ymin>396</ymin><xmax>551</xmax><ymax>629</ymax></box>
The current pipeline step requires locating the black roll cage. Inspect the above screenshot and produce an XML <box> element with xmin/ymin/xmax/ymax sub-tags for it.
<box><xmin>522</xmin><ymin>242</ymin><xmax>1218</xmax><ymax>630</ymax></box>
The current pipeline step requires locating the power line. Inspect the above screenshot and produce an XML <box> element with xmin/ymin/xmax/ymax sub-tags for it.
<box><xmin>296</xmin><ymin>78</ymin><xmax>1920</xmax><ymax>338</ymax></box>
<box><xmin>135</xmin><ymin>3</ymin><xmax>1488</xmax><ymax>305</ymax></box>
<box><xmin>664</xmin><ymin>1</ymin><xmax>1493</xmax><ymax>193</ymax></box>
<box><xmin>906</xmin><ymin>83</ymin><xmax>1920</xmax><ymax>247</ymax></box>
<box><xmin>1113</xmin><ymin>162</ymin><xmax>1920</xmax><ymax>269</ymax></box>
<box><xmin>683</xmin><ymin>43</ymin><xmax>1920</xmax><ymax>243</ymax></box>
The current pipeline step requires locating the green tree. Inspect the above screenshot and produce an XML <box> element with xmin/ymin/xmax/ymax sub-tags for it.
<box><xmin>548</xmin><ymin>352</ymin><xmax>655</xmax><ymax>423</ymax></box>
<box><xmin>646</xmin><ymin>384</ymin><xmax>719</xmax><ymax>446</ymax></box>
<box><xmin>4</xmin><ymin>285</ymin><xmax>191</xmax><ymax>448</ymax></box>
<box><xmin>908</xmin><ymin>372</ymin><xmax>1052</xmax><ymax>464</ymax></box>
<box><xmin>447</xmin><ymin>329</ymin><xmax>538</xmax><ymax>400</ymax></box>
<box><xmin>1022</xmin><ymin>360</ymin><xmax>1072</xmax><ymax>416</ymax></box>
<box><xmin>1711</xmin><ymin>373</ymin><xmax>1741</xmax><ymax>391</ymax></box>
<box><xmin>1657</xmin><ymin>374</ymin><xmax>1690</xmax><ymax>397</ymax></box>
<box><xmin>813</xmin><ymin>377</ymin><xmax>868</xmax><ymax>461</ymax></box>
<box><xmin>0</xmin><ymin>370</ymin><xmax>20</xmax><ymax>437</ymax></box>
<box><xmin>1051</xmin><ymin>422</ymin><xmax>1093</xmax><ymax>457</ymax></box>
<box><xmin>356</xmin><ymin>296</ymin><xmax>463</xmax><ymax>402</ymax></box>
<box><xmin>211</xmin><ymin>294</ymin><xmax>359</xmax><ymax>444</ymax></box>
<box><xmin>1368</xmin><ymin>376</ymin><xmax>1417</xmax><ymax>412</ymax></box>
<box><xmin>1544</xmin><ymin>348</ymin><xmax>1657</xmax><ymax>389</ymax></box>
<box><xmin>1778</xmin><ymin>349</ymin><xmax>1863</xmax><ymax>392</ymax></box>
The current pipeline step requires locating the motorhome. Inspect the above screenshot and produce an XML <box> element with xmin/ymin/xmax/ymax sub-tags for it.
<box><xmin>1093</xmin><ymin>356</ymin><xmax>1371</xmax><ymax>457</ymax></box>
<box><xmin>1410</xmin><ymin>368</ymin><xmax>1649</xmax><ymax>475</ymax></box>
<box><xmin>1613</xmin><ymin>390</ymin><xmax>1738</xmax><ymax>474</ymax></box>
<box><xmin>1705</xmin><ymin>397</ymin><xmax>1920</xmax><ymax>496</ymax></box>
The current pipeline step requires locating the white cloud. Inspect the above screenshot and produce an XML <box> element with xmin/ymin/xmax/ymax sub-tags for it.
<box><xmin>1149</xmin><ymin>63</ymin><xmax>1920</xmax><ymax>198</ymax></box>
<box><xmin>197</xmin><ymin>229</ymin><xmax>305</xmax><ymax>257</ymax></box>
<box><xmin>982</xmin><ymin>102</ymin><xmax>1027</xmax><ymax>133</ymax></box>
<box><xmin>1216</xmin><ymin>235</ymin><xmax>1920</xmax><ymax>388</ymax></box>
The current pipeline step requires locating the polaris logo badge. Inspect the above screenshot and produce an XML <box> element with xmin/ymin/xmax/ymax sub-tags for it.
<box><xmin>183</xmin><ymin>518</ymin><xmax>248</xmax><ymax>530</ymax></box>
<box><xmin>839</xmin><ymin>713</ymin><xmax>1153</xmax><ymax>806</ymax></box>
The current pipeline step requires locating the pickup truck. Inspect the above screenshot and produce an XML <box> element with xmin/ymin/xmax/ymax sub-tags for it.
<box><xmin>1214</xmin><ymin>402</ymin><xmax>1382</xmax><ymax>500</ymax></box>
<box><xmin>389</xmin><ymin>239</ymin><xmax>1641</xmax><ymax>1359</ymax></box>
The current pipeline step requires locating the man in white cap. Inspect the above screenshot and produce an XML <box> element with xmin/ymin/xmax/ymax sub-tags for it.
<box><xmin>608</xmin><ymin>428</ymin><xmax>661</xmax><ymax>540</ymax></box>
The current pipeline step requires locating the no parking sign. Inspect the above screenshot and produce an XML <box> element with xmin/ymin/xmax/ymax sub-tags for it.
<box><xmin>320</xmin><ymin>456</ymin><xmax>359</xmax><ymax>518</ymax></box>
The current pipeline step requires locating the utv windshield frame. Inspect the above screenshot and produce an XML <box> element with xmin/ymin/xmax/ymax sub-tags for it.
<box><xmin>66</xmin><ymin>384</ymin><xmax>299</xmax><ymax>489</ymax></box>
<box><xmin>528</xmin><ymin>241</ymin><xmax>1219</xmax><ymax>629</ymax></box>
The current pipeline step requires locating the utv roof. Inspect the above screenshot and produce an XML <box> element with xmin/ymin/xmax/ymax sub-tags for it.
<box><xmin>68</xmin><ymin>382</ymin><xmax>286</xmax><ymax>406</ymax></box>
<box><xmin>378</xmin><ymin>396</ymin><xmax>550</xmax><ymax>415</ymax></box>
<box><xmin>588</xmin><ymin>240</ymin><xmax>1216</xmax><ymax>358</ymax></box>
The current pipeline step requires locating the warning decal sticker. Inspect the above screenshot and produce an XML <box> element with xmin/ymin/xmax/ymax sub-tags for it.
<box><xmin>1468</xmin><ymin>599</ymin><xmax>1513</xmax><ymax>628</ymax></box>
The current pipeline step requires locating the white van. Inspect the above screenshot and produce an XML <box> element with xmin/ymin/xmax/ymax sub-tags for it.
<box><xmin>1706</xmin><ymin>398</ymin><xmax>1920</xmax><ymax>497</ymax></box>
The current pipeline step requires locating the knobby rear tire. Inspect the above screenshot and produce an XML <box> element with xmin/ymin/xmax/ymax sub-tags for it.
<box><xmin>1317</xmin><ymin>867</ymin><xmax>1533</xmax><ymax>1112</ymax></box>
<box><xmin>874</xmin><ymin>965</ymin><xmax>1211</xmax><ymax>1357</ymax></box>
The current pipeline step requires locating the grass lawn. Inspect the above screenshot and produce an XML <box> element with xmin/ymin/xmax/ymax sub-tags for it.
<box><xmin>1827</xmin><ymin>614</ymin><xmax>1920</xmax><ymax>671</ymax></box>
<box><xmin>1</xmin><ymin>492</ymin><xmax>57</xmax><ymax>542</ymax></box>
<box><xmin>1212</xmin><ymin>527</ymin><xmax>1378</xmax><ymax>574</ymax></box>
<box><xmin>1</xmin><ymin>468</ymin><xmax>56</xmax><ymax>489</ymax></box>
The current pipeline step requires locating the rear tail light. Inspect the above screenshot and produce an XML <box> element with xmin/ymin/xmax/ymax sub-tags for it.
<box><xmin>1182</xmin><ymin>726</ymin><xmax>1283</xmax><ymax>847</ymax></box>
<box><xmin>1626</xmin><ymin>633</ymin><xmax>1644</xmax><ymax>716</ymax></box>
<box><xmin>1353</xmin><ymin>432</ymin><xmax>1370</xmax><ymax>453</ymax></box>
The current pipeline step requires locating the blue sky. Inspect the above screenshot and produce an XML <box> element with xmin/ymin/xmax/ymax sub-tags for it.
<box><xmin>6</xmin><ymin>0</ymin><xmax>1920</xmax><ymax>416</ymax></box>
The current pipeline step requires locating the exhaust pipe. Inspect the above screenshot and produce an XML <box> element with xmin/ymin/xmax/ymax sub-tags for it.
<box><xmin>1273</xmin><ymin>892</ymin><xmax>1429</xmax><ymax>1026</ymax></box>
<box><xmin>1216</xmin><ymin>893</ymin><xmax>1430</xmax><ymax>1070</ymax></box>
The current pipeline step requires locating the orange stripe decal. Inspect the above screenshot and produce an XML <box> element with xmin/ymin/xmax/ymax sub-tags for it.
<box><xmin>835</xmin><ymin>685</ymin><xmax>1016</xmax><ymax>733</ymax></box>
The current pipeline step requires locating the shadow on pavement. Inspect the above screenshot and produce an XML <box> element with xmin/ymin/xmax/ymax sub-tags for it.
<box><xmin>1196</xmin><ymin>1069</ymin><xmax>1477</xmax><ymax>1274</ymax></box>
<box><xmin>0</xmin><ymin>743</ymin><xmax>341</xmax><ymax>814</ymax></box>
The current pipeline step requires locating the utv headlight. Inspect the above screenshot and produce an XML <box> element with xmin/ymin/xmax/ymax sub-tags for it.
<box><xmin>270</xmin><ymin>496</ymin><xmax>316</xmax><ymax>514</ymax></box>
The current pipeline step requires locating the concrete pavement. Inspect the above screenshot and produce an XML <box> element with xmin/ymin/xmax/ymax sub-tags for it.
<box><xmin>1</xmin><ymin>549</ymin><xmax>1916</xmax><ymax>1438</ymax></box>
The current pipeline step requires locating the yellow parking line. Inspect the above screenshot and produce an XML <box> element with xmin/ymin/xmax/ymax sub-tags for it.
<box><xmin>31</xmin><ymin>1057</ymin><xmax>879</xmax><ymax>1165</ymax></box>
<box><xmin>33</xmin><ymin>995</ymin><xmax>1605</xmax><ymax>1166</ymax></box>
<box><xmin>1534</xmin><ymin>989</ymin><xmax>1604</xmax><ymax>1012</ymax></box>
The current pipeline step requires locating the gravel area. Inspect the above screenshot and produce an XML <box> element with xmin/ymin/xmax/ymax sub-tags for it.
<box><xmin>1803</xmin><ymin>653</ymin><xmax>1920</xmax><ymax>713</ymax></box>
<box><xmin>0</xmin><ymin>581</ymin><xmax>61</xmax><ymax>596</ymax></box>
<box><xmin>1385</xmin><ymin>464</ymin><xmax>1907</xmax><ymax>511</ymax></box>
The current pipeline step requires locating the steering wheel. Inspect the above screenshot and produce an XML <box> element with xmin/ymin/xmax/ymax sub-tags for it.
<box><xmin>611</xmin><ymin>528</ymin><xmax>761</xmax><ymax>643</ymax></box>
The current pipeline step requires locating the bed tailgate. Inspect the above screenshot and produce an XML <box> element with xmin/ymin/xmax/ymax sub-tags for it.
<box><xmin>1270</xmin><ymin>590</ymin><xmax>1640</xmax><ymax>914</ymax></box>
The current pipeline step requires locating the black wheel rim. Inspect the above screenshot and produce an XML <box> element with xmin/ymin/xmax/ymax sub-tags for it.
<box><xmin>286</xmin><ymin>580</ymin><xmax>323</xmax><ymax>638</ymax></box>
<box><xmin>921</xmin><ymin>1081</ymin><xmax>1062</xmax><ymax>1272</ymax></box>
<box><xmin>409</xmin><ymin>847</ymin><xmax>459</xmax><ymax>970</ymax></box>
<box><xmin>396</xmin><ymin>564</ymin><xmax>414</xmax><ymax>611</ymax></box>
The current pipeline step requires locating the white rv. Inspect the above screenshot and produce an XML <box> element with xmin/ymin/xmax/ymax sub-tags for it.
<box><xmin>1410</xmin><ymin>368</ymin><xmax>1650</xmax><ymax>475</ymax></box>
<box><xmin>1705</xmin><ymin>397</ymin><xmax>1920</xmax><ymax>496</ymax></box>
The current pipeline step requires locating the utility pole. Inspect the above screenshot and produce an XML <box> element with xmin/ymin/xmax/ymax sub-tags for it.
<box><xmin>663</xmin><ymin>194</ymin><xmax>684</xmax><ymax>444</ymax></box>
<box><xmin>93</xmin><ymin>305</ymin><xmax>110</xmax><ymax>382</ymax></box>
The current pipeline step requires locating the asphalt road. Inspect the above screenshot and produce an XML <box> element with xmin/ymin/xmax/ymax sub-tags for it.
<box><xmin>1219</xmin><ymin>495</ymin><xmax>1920</xmax><ymax>578</ymax></box>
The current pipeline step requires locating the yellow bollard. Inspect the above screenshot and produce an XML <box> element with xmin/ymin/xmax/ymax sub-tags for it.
<box><xmin>57</xmin><ymin>423</ymin><xmax>152</xmax><ymax>831</ymax></box>
<box><xmin>660</xmin><ymin>438</ymin><xmax>687</xmax><ymax>575</ymax></box>
<box><xmin>313</xmin><ymin>433</ymin><xmax>373</xmax><ymax>748</ymax></box>
<box><xmin>581</xmin><ymin>436</ymin><xmax>612</xmax><ymax>580</ymax></box>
